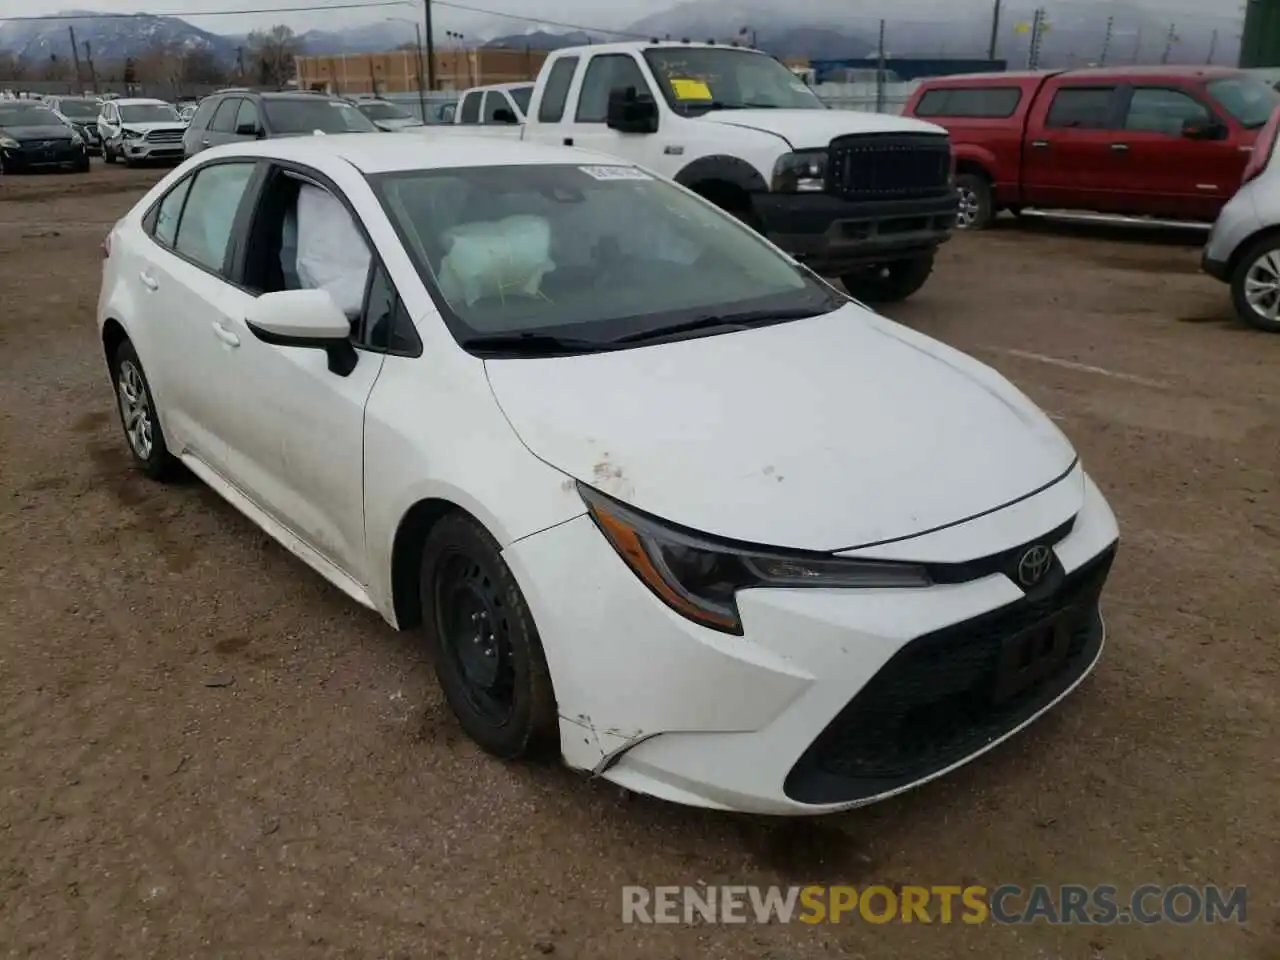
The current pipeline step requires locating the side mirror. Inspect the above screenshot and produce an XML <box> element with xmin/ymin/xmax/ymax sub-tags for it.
<box><xmin>245</xmin><ymin>290</ymin><xmax>357</xmax><ymax>376</ymax></box>
<box><xmin>606</xmin><ymin>86</ymin><xmax>659</xmax><ymax>134</ymax></box>
<box><xmin>1182</xmin><ymin>119</ymin><xmax>1226</xmax><ymax>141</ymax></box>
<box><xmin>492</xmin><ymin>107</ymin><xmax>518</xmax><ymax>124</ymax></box>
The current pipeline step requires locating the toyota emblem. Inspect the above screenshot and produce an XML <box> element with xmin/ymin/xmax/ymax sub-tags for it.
<box><xmin>1016</xmin><ymin>545</ymin><xmax>1053</xmax><ymax>588</ymax></box>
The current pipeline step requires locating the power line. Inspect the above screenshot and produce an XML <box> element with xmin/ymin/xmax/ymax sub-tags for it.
<box><xmin>0</xmin><ymin>0</ymin><xmax>646</xmax><ymax>40</ymax></box>
<box><xmin>0</xmin><ymin>2</ymin><xmax>410</xmax><ymax>22</ymax></box>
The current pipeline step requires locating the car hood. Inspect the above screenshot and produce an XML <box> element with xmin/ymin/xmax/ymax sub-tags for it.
<box><xmin>695</xmin><ymin>109</ymin><xmax>947</xmax><ymax>150</ymax></box>
<box><xmin>2</xmin><ymin>124</ymin><xmax>72</xmax><ymax>140</ymax></box>
<box><xmin>483</xmin><ymin>304</ymin><xmax>1076</xmax><ymax>552</ymax></box>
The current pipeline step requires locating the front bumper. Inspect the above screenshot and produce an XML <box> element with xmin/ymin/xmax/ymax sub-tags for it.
<box><xmin>504</xmin><ymin>468</ymin><xmax>1120</xmax><ymax>815</ymax></box>
<box><xmin>754</xmin><ymin>190</ymin><xmax>959</xmax><ymax>274</ymax></box>
<box><xmin>119</xmin><ymin>138</ymin><xmax>185</xmax><ymax>162</ymax></box>
<box><xmin>1</xmin><ymin>140</ymin><xmax>87</xmax><ymax>170</ymax></box>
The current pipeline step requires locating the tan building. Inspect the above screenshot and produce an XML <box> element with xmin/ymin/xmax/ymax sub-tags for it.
<box><xmin>294</xmin><ymin>46</ymin><xmax>548</xmax><ymax>95</ymax></box>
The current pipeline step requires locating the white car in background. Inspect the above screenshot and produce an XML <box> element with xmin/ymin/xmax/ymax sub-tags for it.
<box><xmin>98</xmin><ymin>97</ymin><xmax>187</xmax><ymax>165</ymax></box>
<box><xmin>96</xmin><ymin>134</ymin><xmax>1120</xmax><ymax>815</ymax></box>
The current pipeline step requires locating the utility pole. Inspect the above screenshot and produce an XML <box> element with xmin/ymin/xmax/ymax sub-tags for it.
<box><xmin>1025</xmin><ymin>7</ymin><xmax>1044</xmax><ymax>70</ymax></box>
<box><xmin>414</xmin><ymin>21</ymin><xmax>427</xmax><ymax>120</ymax></box>
<box><xmin>1098</xmin><ymin>15</ymin><xmax>1114</xmax><ymax>65</ymax></box>
<box><xmin>423</xmin><ymin>0</ymin><xmax>436</xmax><ymax>90</ymax></box>
<box><xmin>875</xmin><ymin>19</ymin><xmax>886</xmax><ymax>113</ymax></box>
<box><xmin>68</xmin><ymin>26</ymin><xmax>83</xmax><ymax>92</ymax></box>
<box><xmin>1206</xmin><ymin>28</ymin><xmax>1218</xmax><ymax>64</ymax></box>
<box><xmin>83</xmin><ymin>41</ymin><xmax>98</xmax><ymax>93</ymax></box>
<box><xmin>987</xmin><ymin>0</ymin><xmax>1002</xmax><ymax>60</ymax></box>
<box><xmin>1160</xmin><ymin>23</ymin><xmax>1176</xmax><ymax>64</ymax></box>
<box><xmin>1131</xmin><ymin>25</ymin><xmax>1143</xmax><ymax>63</ymax></box>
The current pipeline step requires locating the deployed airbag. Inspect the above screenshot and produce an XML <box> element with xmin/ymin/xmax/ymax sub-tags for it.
<box><xmin>437</xmin><ymin>215</ymin><xmax>555</xmax><ymax>308</ymax></box>
<box><xmin>294</xmin><ymin>183</ymin><xmax>370</xmax><ymax>317</ymax></box>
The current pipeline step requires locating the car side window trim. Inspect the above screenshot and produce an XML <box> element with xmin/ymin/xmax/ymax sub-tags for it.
<box><xmin>232</xmin><ymin>159</ymin><xmax>422</xmax><ymax>358</ymax></box>
<box><xmin>358</xmin><ymin>258</ymin><xmax>424</xmax><ymax>358</ymax></box>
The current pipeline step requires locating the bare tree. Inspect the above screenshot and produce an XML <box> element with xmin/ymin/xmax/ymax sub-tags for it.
<box><xmin>248</xmin><ymin>24</ymin><xmax>299</xmax><ymax>88</ymax></box>
<box><xmin>42</xmin><ymin>53</ymin><xmax>69</xmax><ymax>82</ymax></box>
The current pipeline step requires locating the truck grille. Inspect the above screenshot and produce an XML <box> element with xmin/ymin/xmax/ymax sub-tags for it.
<box><xmin>826</xmin><ymin>133</ymin><xmax>952</xmax><ymax>202</ymax></box>
<box><xmin>783</xmin><ymin>543</ymin><xmax>1117</xmax><ymax>805</ymax></box>
<box><xmin>145</xmin><ymin>129</ymin><xmax>184</xmax><ymax>143</ymax></box>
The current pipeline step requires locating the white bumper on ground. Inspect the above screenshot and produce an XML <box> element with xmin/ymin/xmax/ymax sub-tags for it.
<box><xmin>503</xmin><ymin>471</ymin><xmax>1120</xmax><ymax>816</ymax></box>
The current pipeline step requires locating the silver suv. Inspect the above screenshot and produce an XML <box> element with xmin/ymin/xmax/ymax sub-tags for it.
<box><xmin>1203</xmin><ymin>104</ymin><xmax>1280</xmax><ymax>332</ymax></box>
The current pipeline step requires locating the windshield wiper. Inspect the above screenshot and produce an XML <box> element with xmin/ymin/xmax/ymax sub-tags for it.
<box><xmin>459</xmin><ymin>332</ymin><xmax>616</xmax><ymax>356</ymax></box>
<box><xmin>611</xmin><ymin>307</ymin><xmax>826</xmax><ymax>345</ymax></box>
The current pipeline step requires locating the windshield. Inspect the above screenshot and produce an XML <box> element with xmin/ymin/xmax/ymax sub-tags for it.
<box><xmin>1207</xmin><ymin>75</ymin><xmax>1280</xmax><ymax>128</ymax></box>
<box><xmin>373</xmin><ymin>163</ymin><xmax>839</xmax><ymax>352</ymax></box>
<box><xmin>359</xmin><ymin>101</ymin><xmax>411</xmax><ymax>120</ymax></box>
<box><xmin>643</xmin><ymin>47</ymin><xmax>826</xmax><ymax>113</ymax></box>
<box><xmin>508</xmin><ymin>86</ymin><xmax>532</xmax><ymax>114</ymax></box>
<box><xmin>0</xmin><ymin>105</ymin><xmax>60</xmax><ymax>126</ymax></box>
<box><xmin>58</xmin><ymin>99</ymin><xmax>99</xmax><ymax>119</ymax></box>
<box><xmin>263</xmin><ymin>98</ymin><xmax>378</xmax><ymax>134</ymax></box>
<box><xmin>120</xmin><ymin>103</ymin><xmax>180</xmax><ymax>123</ymax></box>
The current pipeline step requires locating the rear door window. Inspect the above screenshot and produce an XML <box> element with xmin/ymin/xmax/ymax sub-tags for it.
<box><xmin>458</xmin><ymin>92</ymin><xmax>481</xmax><ymax>123</ymax></box>
<box><xmin>173</xmin><ymin>162</ymin><xmax>258</xmax><ymax>276</ymax></box>
<box><xmin>1045</xmin><ymin>87</ymin><xmax>1120</xmax><ymax>129</ymax></box>
<box><xmin>209</xmin><ymin>98</ymin><xmax>240</xmax><ymax>134</ymax></box>
<box><xmin>538</xmin><ymin>56</ymin><xmax>579</xmax><ymax>123</ymax></box>
<box><xmin>914</xmin><ymin>86</ymin><xmax>1022</xmax><ymax>118</ymax></box>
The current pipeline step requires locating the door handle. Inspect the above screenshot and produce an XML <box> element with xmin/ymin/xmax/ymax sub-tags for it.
<box><xmin>139</xmin><ymin>271</ymin><xmax>159</xmax><ymax>291</ymax></box>
<box><xmin>562</xmin><ymin>137</ymin><xmax>574</xmax><ymax>146</ymax></box>
<box><xmin>211</xmin><ymin>321</ymin><xmax>240</xmax><ymax>347</ymax></box>
<box><xmin>1031</xmin><ymin>139</ymin><xmax>1049</xmax><ymax>148</ymax></box>
<box><xmin>201</xmin><ymin>138</ymin><xmax>211</xmax><ymax>146</ymax></box>
<box><xmin>1110</xmin><ymin>143</ymin><xmax>1129</xmax><ymax>152</ymax></box>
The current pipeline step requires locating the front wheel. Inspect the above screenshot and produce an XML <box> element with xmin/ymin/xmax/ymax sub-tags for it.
<box><xmin>841</xmin><ymin>253</ymin><xmax>936</xmax><ymax>304</ymax></box>
<box><xmin>1230</xmin><ymin>235</ymin><xmax>1280</xmax><ymax>333</ymax></box>
<box><xmin>418</xmin><ymin>513</ymin><xmax>559</xmax><ymax>760</ymax></box>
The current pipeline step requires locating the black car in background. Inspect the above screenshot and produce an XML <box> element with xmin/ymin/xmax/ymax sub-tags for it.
<box><xmin>183</xmin><ymin>90</ymin><xmax>379</xmax><ymax>158</ymax></box>
<box><xmin>45</xmin><ymin>96</ymin><xmax>103</xmax><ymax>155</ymax></box>
<box><xmin>0</xmin><ymin>102</ymin><xmax>90</xmax><ymax>173</ymax></box>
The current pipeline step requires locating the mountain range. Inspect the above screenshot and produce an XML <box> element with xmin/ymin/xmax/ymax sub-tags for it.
<box><xmin>0</xmin><ymin>2</ymin><xmax>1245</xmax><ymax>69</ymax></box>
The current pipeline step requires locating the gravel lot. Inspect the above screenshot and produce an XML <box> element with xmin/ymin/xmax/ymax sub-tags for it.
<box><xmin>1</xmin><ymin>165</ymin><xmax>1276</xmax><ymax>960</ymax></box>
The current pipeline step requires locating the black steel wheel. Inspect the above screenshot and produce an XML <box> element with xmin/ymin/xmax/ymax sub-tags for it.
<box><xmin>418</xmin><ymin>513</ymin><xmax>558</xmax><ymax>759</ymax></box>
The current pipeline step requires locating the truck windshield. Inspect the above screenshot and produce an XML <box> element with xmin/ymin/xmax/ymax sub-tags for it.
<box><xmin>643</xmin><ymin>47</ymin><xmax>825</xmax><ymax>114</ymax></box>
<box><xmin>372</xmin><ymin>163</ymin><xmax>840</xmax><ymax>352</ymax></box>
<box><xmin>1206</xmin><ymin>75</ymin><xmax>1280</xmax><ymax>129</ymax></box>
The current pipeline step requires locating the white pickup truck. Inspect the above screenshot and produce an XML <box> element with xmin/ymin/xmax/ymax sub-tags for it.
<box><xmin>430</xmin><ymin>41</ymin><xmax>959</xmax><ymax>301</ymax></box>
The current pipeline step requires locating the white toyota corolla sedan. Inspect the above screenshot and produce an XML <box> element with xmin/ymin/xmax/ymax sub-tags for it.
<box><xmin>97</xmin><ymin>134</ymin><xmax>1119</xmax><ymax>815</ymax></box>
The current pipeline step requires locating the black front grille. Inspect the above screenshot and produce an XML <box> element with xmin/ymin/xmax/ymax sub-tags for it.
<box><xmin>784</xmin><ymin>543</ymin><xmax>1117</xmax><ymax>805</ymax></box>
<box><xmin>826</xmin><ymin>133</ymin><xmax>952</xmax><ymax>202</ymax></box>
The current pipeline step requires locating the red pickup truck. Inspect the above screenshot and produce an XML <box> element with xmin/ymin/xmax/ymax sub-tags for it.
<box><xmin>903</xmin><ymin>66</ymin><xmax>1280</xmax><ymax>229</ymax></box>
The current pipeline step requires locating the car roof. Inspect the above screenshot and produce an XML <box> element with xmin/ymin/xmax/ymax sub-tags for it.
<box><xmin>113</xmin><ymin>98</ymin><xmax>170</xmax><ymax>106</ymax></box>
<box><xmin>921</xmin><ymin>65</ymin><xmax>1245</xmax><ymax>86</ymax></box>
<box><xmin>196</xmin><ymin>133</ymin><xmax>633</xmax><ymax>175</ymax></box>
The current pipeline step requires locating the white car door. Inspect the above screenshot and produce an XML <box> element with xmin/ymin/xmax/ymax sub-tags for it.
<box><xmin>554</xmin><ymin>52</ymin><xmax>669</xmax><ymax>171</ymax></box>
<box><xmin>97</xmin><ymin>102</ymin><xmax>117</xmax><ymax>141</ymax></box>
<box><xmin>213</xmin><ymin>167</ymin><xmax>390</xmax><ymax>583</ymax></box>
<box><xmin>139</xmin><ymin>159</ymin><xmax>261</xmax><ymax>479</ymax></box>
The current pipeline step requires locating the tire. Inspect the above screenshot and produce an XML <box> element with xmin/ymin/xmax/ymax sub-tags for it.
<box><xmin>955</xmin><ymin>172</ymin><xmax>994</xmax><ymax>230</ymax></box>
<box><xmin>841</xmin><ymin>252</ymin><xmax>936</xmax><ymax>304</ymax></box>
<box><xmin>1229</xmin><ymin>235</ymin><xmax>1280</xmax><ymax>333</ymax></box>
<box><xmin>418</xmin><ymin>512</ymin><xmax>559</xmax><ymax>760</ymax></box>
<box><xmin>110</xmin><ymin>340</ymin><xmax>180</xmax><ymax>481</ymax></box>
<box><xmin>103</xmin><ymin>144</ymin><xmax>116</xmax><ymax>164</ymax></box>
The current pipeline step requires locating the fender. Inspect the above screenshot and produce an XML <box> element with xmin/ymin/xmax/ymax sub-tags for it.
<box><xmin>951</xmin><ymin>143</ymin><xmax>1013</xmax><ymax>201</ymax></box>
<box><xmin>673</xmin><ymin>155</ymin><xmax>769</xmax><ymax>194</ymax></box>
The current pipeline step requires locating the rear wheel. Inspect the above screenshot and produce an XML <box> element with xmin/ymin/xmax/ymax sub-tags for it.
<box><xmin>1230</xmin><ymin>235</ymin><xmax>1280</xmax><ymax>333</ymax></box>
<box><xmin>841</xmin><ymin>253</ymin><xmax>936</xmax><ymax>304</ymax></box>
<box><xmin>110</xmin><ymin>340</ymin><xmax>180</xmax><ymax>480</ymax></box>
<box><xmin>418</xmin><ymin>513</ymin><xmax>559</xmax><ymax>760</ymax></box>
<box><xmin>955</xmin><ymin>172</ymin><xmax>994</xmax><ymax>230</ymax></box>
<box><xmin>103</xmin><ymin>143</ymin><xmax>116</xmax><ymax>164</ymax></box>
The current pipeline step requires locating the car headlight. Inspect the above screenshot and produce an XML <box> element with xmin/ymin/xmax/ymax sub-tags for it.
<box><xmin>121</xmin><ymin>128</ymin><xmax>141</xmax><ymax>139</ymax></box>
<box><xmin>0</xmin><ymin>136</ymin><xmax>18</xmax><ymax>149</ymax></box>
<box><xmin>771</xmin><ymin>149</ymin><xmax>828</xmax><ymax>193</ymax></box>
<box><xmin>579</xmin><ymin>483</ymin><xmax>930</xmax><ymax>635</ymax></box>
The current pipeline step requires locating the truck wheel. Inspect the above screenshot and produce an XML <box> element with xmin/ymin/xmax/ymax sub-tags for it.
<box><xmin>1230</xmin><ymin>234</ymin><xmax>1280</xmax><ymax>333</ymax></box>
<box><xmin>955</xmin><ymin>173</ymin><xmax>993</xmax><ymax>230</ymax></box>
<box><xmin>841</xmin><ymin>253</ymin><xmax>935</xmax><ymax>304</ymax></box>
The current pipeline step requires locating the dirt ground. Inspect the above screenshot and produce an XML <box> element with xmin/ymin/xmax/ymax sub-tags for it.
<box><xmin>0</xmin><ymin>163</ymin><xmax>1276</xmax><ymax>960</ymax></box>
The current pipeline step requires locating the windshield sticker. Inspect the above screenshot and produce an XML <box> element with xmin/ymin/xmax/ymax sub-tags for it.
<box><xmin>669</xmin><ymin>78</ymin><xmax>713</xmax><ymax>101</ymax></box>
<box><xmin>578</xmin><ymin>165</ymin><xmax>651</xmax><ymax>181</ymax></box>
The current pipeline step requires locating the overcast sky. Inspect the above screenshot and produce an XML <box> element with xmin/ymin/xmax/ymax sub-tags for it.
<box><xmin>0</xmin><ymin>0</ymin><xmax>1239</xmax><ymax>38</ymax></box>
